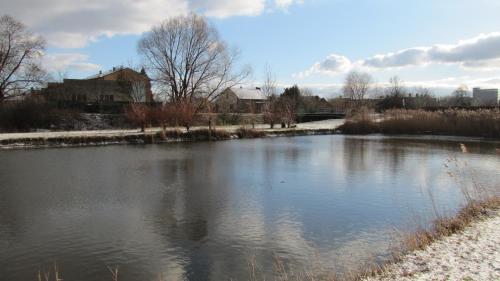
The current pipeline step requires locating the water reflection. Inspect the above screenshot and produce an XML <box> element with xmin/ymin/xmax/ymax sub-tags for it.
<box><xmin>0</xmin><ymin>135</ymin><xmax>499</xmax><ymax>280</ymax></box>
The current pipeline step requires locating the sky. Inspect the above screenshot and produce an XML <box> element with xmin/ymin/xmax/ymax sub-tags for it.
<box><xmin>3</xmin><ymin>0</ymin><xmax>500</xmax><ymax>97</ymax></box>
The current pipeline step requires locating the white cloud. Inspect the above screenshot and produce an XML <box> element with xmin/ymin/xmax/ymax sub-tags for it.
<box><xmin>295</xmin><ymin>54</ymin><xmax>352</xmax><ymax>78</ymax></box>
<box><xmin>2</xmin><ymin>0</ymin><xmax>307</xmax><ymax>48</ymax></box>
<box><xmin>298</xmin><ymin>32</ymin><xmax>500</xmax><ymax>80</ymax></box>
<box><xmin>44</xmin><ymin>32</ymin><xmax>95</xmax><ymax>49</ymax></box>
<box><xmin>362</xmin><ymin>47</ymin><xmax>429</xmax><ymax>68</ymax></box>
<box><xmin>2</xmin><ymin>0</ymin><xmax>190</xmax><ymax>48</ymax></box>
<box><xmin>362</xmin><ymin>32</ymin><xmax>500</xmax><ymax>70</ymax></box>
<box><xmin>43</xmin><ymin>53</ymin><xmax>101</xmax><ymax>74</ymax></box>
<box><xmin>191</xmin><ymin>0</ymin><xmax>266</xmax><ymax>18</ymax></box>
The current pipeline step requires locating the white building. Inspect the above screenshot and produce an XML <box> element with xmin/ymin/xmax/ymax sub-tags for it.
<box><xmin>472</xmin><ymin>88</ymin><xmax>499</xmax><ymax>106</ymax></box>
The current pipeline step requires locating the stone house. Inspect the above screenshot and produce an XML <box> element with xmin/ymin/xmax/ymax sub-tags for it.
<box><xmin>215</xmin><ymin>87</ymin><xmax>267</xmax><ymax>113</ymax></box>
<box><xmin>42</xmin><ymin>67</ymin><xmax>153</xmax><ymax>107</ymax></box>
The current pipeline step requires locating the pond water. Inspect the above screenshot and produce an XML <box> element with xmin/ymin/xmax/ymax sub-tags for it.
<box><xmin>0</xmin><ymin>135</ymin><xmax>499</xmax><ymax>280</ymax></box>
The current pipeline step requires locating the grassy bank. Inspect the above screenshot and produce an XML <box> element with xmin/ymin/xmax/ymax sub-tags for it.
<box><xmin>0</xmin><ymin>127</ymin><xmax>339</xmax><ymax>149</ymax></box>
<box><xmin>338</xmin><ymin>109</ymin><xmax>500</xmax><ymax>138</ymax></box>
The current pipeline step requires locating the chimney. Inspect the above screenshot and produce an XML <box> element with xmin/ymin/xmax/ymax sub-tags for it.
<box><xmin>112</xmin><ymin>67</ymin><xmax>116</xmax><ymax>72</ymax></box>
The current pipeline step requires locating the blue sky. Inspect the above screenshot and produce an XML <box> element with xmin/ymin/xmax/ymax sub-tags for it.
<box><xmin>4</xmin><ymin>0</ymin><xmax>500</xmax><ymax>96</ymax></box>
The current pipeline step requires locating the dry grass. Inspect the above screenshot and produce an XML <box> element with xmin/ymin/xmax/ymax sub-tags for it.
<box><xmin>393</xmin><ymin>146</ymin><xmax>500</xmax><ymax>258</ymax></box>
<box><xmin>37</xmin><ymin>263</ymin><xmax>62</xmax><ymax>281</ymax></box>
<box><xmin>339</xmin><ymin>109</ymin><xmax>500</xmax><ymax>138</ymax></box>
<box><xmin>393</xmin><ymin>197</ymin><xmax>500</xmax><ymax>261</ymax></box>
<box><xmin>336</xmin><ymin>119</ymin><xmax>379</xmax><ymax>135</ymax></box>
<box><xmin>236</xmin><ymin>127</ymin><xmax>267</xmax><ymax>138</ymax></box>
<box><xmin>157</xmin><ymin>128</ymin><xmax>233</xmax><ymax>141</ymax></box>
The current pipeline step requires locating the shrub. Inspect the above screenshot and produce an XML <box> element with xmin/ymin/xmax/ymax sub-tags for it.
<box><xmin>337</xmin><ymin>120</ymin><xmax>379</xmax><ymax>134</ymax></box>
<box><xmin>0</xmin><ymin>97</ymin><xmax>78</xmax><ymax>132</ymax></box>
<box><xmin>236</xmin><ymin>127</ymin><xmax>266</xmax><ymax>138</ymax></box>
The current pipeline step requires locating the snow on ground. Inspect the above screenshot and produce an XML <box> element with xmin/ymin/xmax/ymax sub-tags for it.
<box><xmin>0</xmin><ymin>119</ymin><xmax>345</xmax><ymax>141</ymax></box>
<box><xmin>296</xmin><ymin>118</ymin><xmax>345</xmax><ymax>129</ymax></box>
<box><xmin>364</xmin><ymin>211</ymin><xmax>500</xmax><ymax>281</ymax></box>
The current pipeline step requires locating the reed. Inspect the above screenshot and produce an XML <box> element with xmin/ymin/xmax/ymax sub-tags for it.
<box><xmin>338</xmin><ymin>109</ymin><xmax>500</xmax><ymax>138</ymax></box>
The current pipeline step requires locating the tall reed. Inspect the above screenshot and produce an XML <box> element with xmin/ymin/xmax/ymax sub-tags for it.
<box><xmin>338</xmin><ymin>109</ymin><xmax>500</xmax><ymax>138</ymax></box>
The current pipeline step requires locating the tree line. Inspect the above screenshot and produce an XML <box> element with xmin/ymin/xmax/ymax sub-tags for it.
<box><xmin>337</xmin><ymin>70</ymin><xmax>481</xmax><ymax>114</ymax></box>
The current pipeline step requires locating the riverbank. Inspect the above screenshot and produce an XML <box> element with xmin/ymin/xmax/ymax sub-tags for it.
<box><xmin>0</xmin><ymin>119</ymin><xmax>344</xmax><ymax>149</ymax></box>
<box><xmin>363</xmin><ymin>208</ymin><xmax>500</xmax><ymax>281</ymax></box>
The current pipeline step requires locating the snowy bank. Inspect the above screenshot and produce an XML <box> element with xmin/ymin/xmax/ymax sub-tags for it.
<box><xmin>364</xmin><ymin>210</ymin><xmax>500</xmax><ymax>281</ymax></box>
<box><xmin>0</xmin><ymin>119</ymin><xmax>344</xmax><ymax>149</ymax></box>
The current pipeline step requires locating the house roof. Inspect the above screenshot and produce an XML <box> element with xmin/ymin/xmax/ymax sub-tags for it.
<box><xmin>231</xmin><ymin>87</ymin><xmax>267</xmax><ymax>100</ymax></box>
<box><xmin>86</xmin><ymin>67</ymin><xmax>141</xmax><ymax>80</ymax></box>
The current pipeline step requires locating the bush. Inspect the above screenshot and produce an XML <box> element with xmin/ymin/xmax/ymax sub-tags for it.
<box><xmin>337</xmin><ymin>119</ymin><xmax>380</xmax><ymax>134</ymax></box>
<box><xmin>0</xmin><ymin>97</ymin><xmax>78</xmax><ymax>132</ymax></box>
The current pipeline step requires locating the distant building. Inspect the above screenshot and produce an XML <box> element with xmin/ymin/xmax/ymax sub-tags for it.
<box><xmin>472</xmin><ymin>88</ymin><xmax>498</xmax><ymax>106</ymax></box>
<box><xmin>215</xmin><ymin>87</ymin><xmax>267</xmax><ymax>113</ymax></box>
<box><xmin>41</xmin><ymin>67</ymin><xmax>153</xmax><ymax>108</ymax></box>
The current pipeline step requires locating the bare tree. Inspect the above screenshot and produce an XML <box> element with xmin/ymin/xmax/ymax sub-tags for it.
<box><xmin>126</xmin><ymin>103</ymin><xmax>149</xmax><ymax>132</ymax></box>
<box><xmin>386</xmin><ymin>76</ymin><xmax>406</xmax><ymax>97</ymax></box>
<box><xmin>127</xmin><ymin>81</ymin><xmax>150</xmax><ymax>132</ymax></box>
<box><xmin>411</xmin><ymin>86</ymin><xmax>436</xmax><ymax>108</ymax></box>
<box><xmin>176</xmin><ymin>98</ymin><xmax>196</xmax><ymax>131</ymax></box>
<box><xmin>449</xmin><ymin>84</ymin><xmax>471</xmax><ymax>107</ymax></box>
<box><xmin>262</xmin><ymin>64</ymin><xmax>277</xmax><ymax>98</ymax></box>
<box><xmin>138</xmin><ymin>14</ymin><xmax>250</xmax><ymax>110</ymax></box>
<box><xmin>131</xmin><ymin>81</ymin><xmax>147</xmax><ymax>103</ymax></box>
<box><xmin>280</xmin><ymin>97</ymin><xmax>296</xmax><ymax>128</ymax></box>
<box><xmin>342</xmin><ymin>71</ymin><xmax>371</xmax><ymax>108</ymax></box>
<box><xmin>0</xmin><ymin>15</ymin><xmax>46</xmax><ymax>101</ymax></box>
<box><xmin>263</xmin><ymin>95</ymin><xmax>281</xmax><ymax>129</ymax></box>
<box><xmin>155</xmin><ymin>103</ymin><xmax>172</xmax><ymax>133</ymax></box>
<box><xmin>453</xmin><ymin>84</ymin><xmax>470</xmax><ymax>98</ymax></box>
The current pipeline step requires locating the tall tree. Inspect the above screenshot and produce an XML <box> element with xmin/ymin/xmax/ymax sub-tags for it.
<box><xmin>386</xmin><ymin>76</ymin><xmax>406</xmax><ymax>97</ymax></box>
<box><xmin>0</xmin><ymin>15</ymin><xmax>46</xmax><ymax>101</ymax></box>
<box><xmin>138</xmin><ymin>14</ymin><xmax>250</xmax><ymax>109</ymax></box>
<box><xmin>262</xmin><ymin>64</ymin><xmax>277</xmax><ymax>98</ymax></box>
<box><xmin>449</xmin><ymin>84</ymin><xmax>471</xmax><ymax>107</ymax></box>
<box><xmin>342</xmin><ymin>71</ymin><xmax>371</xmax><ymax>108</ymax></box>
<box><xmin>261</xmin><ymin>66</ymin><xmax>280</xmax><ymax>128</ymax></box>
